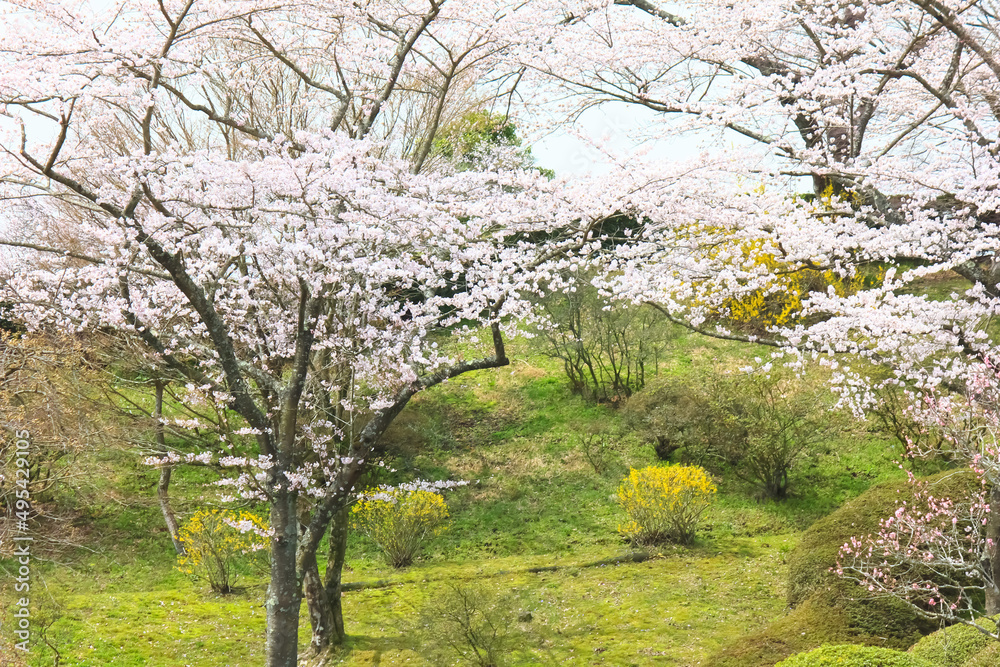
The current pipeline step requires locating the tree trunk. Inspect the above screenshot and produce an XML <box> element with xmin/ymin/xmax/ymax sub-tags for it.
<box><xmin>323</xmin><ymin>505</ymin><xmax>349</xmax><ymax>642</ymax></box>
<box><xmin>303</xmin><ymin>505</ymin><xmax>349</xmax><ymax>664</ymax></box>
<box><xmin>303</xmin><ymin>560</ymin><xmax>337</xmax><ymax>657</ymax></box>
<box><xmin>158</xmin><ymin>465</ymin><xmax>184</xmax><ymax>554</ymax></box>
<box><xmin>986</xmin><ymin>485</ymin><xmax>1000</xmax><ymax>616</ymax></box>
<box><xmin>266</xmin><ymin>487</ymin><xmax>302</xmax><ymax>667</ymax></box>
<box><xmin>154</xmin><ymin>381</ymin><xmax>184</xmax><ymax>555</ymax></box>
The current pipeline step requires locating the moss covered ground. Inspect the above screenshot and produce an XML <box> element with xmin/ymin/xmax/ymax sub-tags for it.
<box><xmin>0</xmin><ymin>332</ymin><xmax>965</xmax><ymax>666</ymax></box>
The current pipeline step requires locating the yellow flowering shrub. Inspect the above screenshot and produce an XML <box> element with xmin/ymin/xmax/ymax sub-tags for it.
<box><xmin>700</xmin><ymin>187</ymin><xmax>885</xmax><ymax>334</ymax></box>
<box><xmin>176</xmin><ymin>509</ymin><xmax>269</xmax><ymax>593</ymax></box>
<box><xmin>351</xmin><ymin>488</ymin><xmax>449</xmax><ymax>568</ymax></box>
<box><xmin>716</xmin><ymin>250</ymin><xmax>884</xmax><ymax>333</ymax></box>
<box><xmin>617</xmin><ymin>465</ymin><xmax>716</xmax><ymax>545</ymax></box>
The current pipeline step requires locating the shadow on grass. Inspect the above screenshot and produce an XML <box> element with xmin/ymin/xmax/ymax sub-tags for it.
<box><xmin>332</xmin><ymin>634</ymin><xmax>422</xmax><ymax>666</ymax></box>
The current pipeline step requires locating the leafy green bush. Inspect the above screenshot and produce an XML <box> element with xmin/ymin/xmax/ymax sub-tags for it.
<box><xmin>867</xmin><ymin>380</ymin><xmax>949</xmax><ymax>466</ymax></box>
<box><xmin>176</xmin><ymin>509</ymin><xmax>269</xmax><ymax>593</ymax></box>
<box><xmin>621</xmin><ymin>372</ymin><xmax>720</xmax><ymax>461</ymax></box>
<box><xmin>623</xmin><ymin>369</ymin><xmax>839</xmax><ymax>499</ymax></box>
<box><xmin>351</xmin><ymin>487</ymin><xmax>450</xmax><ymax>567</ymax></box>
<box><xmin>539</xmin><ymin>281</ymin><xmax>673</xmax><ymax>403</ymax></box>
<box><xmin>908</xmin><ymin>619</ymin><xmax>998</xmax><ymax>667</ymax></box>
<box><xmin>575</xmin><ymin>424</ymin><xmax>622</xmax><ymax>475</ymax></box>
<box><xmin>616</xmin><ymin>464</ymin><xmax>715</xmax><ymax>545</ymax></box>
<box><xmin>776</xmin><ymin>644</ymin><xmax>932</xmax><ymax>667</ymax></box>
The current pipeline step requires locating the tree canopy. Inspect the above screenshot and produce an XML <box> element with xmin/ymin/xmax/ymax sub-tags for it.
<box><xmin>4</xmin><ymin>0</ymin><xmax>1000</xmax><ymax>663</ymax></box>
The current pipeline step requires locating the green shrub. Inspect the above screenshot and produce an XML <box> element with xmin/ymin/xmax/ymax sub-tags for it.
<box><xmin>908</xmin><ymin>619</ymin><xmax>998</xmax><ymax>667</ymax></box>
<box><xmin>616</xmin><ymin>464</ymin><xmax>716</xmax><ymax>545</ymax></box>
<box><xmin>575</xmin><ymin>425</ymin><xmax>621</xmax><ymax>475</ymax></box>
<box><xmin>621</xmin><ymin>373</ymin><xmax>716</xmax><ymax>461</ymax></box>
<box><xmin>176</xmin><ymin>509</ymin><xmax>269</xmax><ymax>593</ymax></box>
<box><xmin>351</xmin><ymin>487</ymin><xmax>450</xmax><ymax>567</ymax></box>
<box><xmin>867</xmin><ymin>380</ymin><xmax>950</xmax><ymax>467</ymax></box>
<box><xmin>776</xmin><ymin>644</ymin><xmax>933</xmax><ymax>667</ymax></box>
<box><xmin>962</xmin><ymin>641</ymin><xmax>1000</xmax><ymax>666</ymax></box>
<box><xmin>623</xmin><ymin>369</ymin><xmax>839</xmax><ymax>499</ymax></box>
<box><xmin>538</xmin><ymin>280</ymin><xmax>673</xmax><ymax>403</ymax></box>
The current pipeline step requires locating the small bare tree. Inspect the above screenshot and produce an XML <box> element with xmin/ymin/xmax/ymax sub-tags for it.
<box><xmin>541</xmin><ymin>279</ymin><xmax>672</xmax><ymax>403</ymax></box>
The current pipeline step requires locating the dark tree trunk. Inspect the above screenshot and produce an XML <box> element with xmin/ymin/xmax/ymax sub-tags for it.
<box><xmin>986</xmin><ymin>485</ymin><xmax>1000</xmax><ymax>616</ymax></box>
<box><xmin>266</xmin><ymin>487</ymin><xmax>302</xmax><ymax>667</ymax></box>
<box><xmin>323</xmin><ymin>505</ymin><xmax>349</xmax><ymax>642</ymax></box>
<box><xmin>303</xmin><ymin>560</ymin><xmax>337</xmax><ymax>657</ymax></box>
<box><xmin>303</xmin><ymin>504</ymin><xmax>349</xmax><ymax>661</ymax></box>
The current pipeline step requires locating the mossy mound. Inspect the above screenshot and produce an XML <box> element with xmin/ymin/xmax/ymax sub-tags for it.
<box><xmin>776</xmin><ymin>644</ymin><xmax>932</xmax><ymax>667</ymax></box>
<box><xmin>701</xmin><ymin>590</ymin><xmax>928</xmax><ymax>667</ymax></box>
<box><xmin>787</xmin><ymin>469</ymin><xmax>975</xmax><ymax>608</ymax></box>
<box><xmin>908</xmin><ymin>619</ymin><xmax>997</xmax><ymax>667</ymax></box>
<box><xmin>961</xmin><ymin>640</ymin><xmax>1000</xmax><ymax>666</ymax></box>
<box><xmin>785</xmin><ymin>469</ymin><xmax>976</xmax><ymax>643</ymax></box>
<box><xmin>702</xmin><ymin>594</ymin><xmax>856</xmax><ymax>667</ymax></box>
<box><xmin>705</xmin><ymin>470</ymin><xmax>978</xmax><ymax>667</ymax></box>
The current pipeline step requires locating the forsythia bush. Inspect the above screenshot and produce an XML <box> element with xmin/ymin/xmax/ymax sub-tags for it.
<box><xmin>717</xmin><ymin>246</ymin><xmax>884</xmax><ymax>334</ymax></box>
<box><xmin>176</xmin><ymin>509</ymin><xmax>269</xmax><ymax>593</ymax></box>
<box><xmin>617</xmin><ymin>465</ymin><xmax>716</xmax><ymax>545</ymax></box>
<box><xmin>352</xmin><ymin>488</ymin><xmax>450</xmax><ymax>567</ymax></box>
<box><xmin>704</xmin><ymin>189</ymin><xmax>886</xmax><ymax>335</ymax></box>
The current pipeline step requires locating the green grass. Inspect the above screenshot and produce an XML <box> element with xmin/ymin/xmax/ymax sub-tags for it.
<box><xmin>25</xmin><ymin>538</ymin><xmax>790</xmax><ymax>666</ymax></box>
<box><xmin>0</xmin><ymin>331</ymin><xmax>918</xmax><ymax>666</ymax></box>
<box><xmin>339</xmin><ymin>536</ymin><xmax>792</xmax><ymax>666</ymax></box>
<box><xmin>37</xmin><ymin>588</ymin><xmax>267</xmax><ymax>667</ymax></box>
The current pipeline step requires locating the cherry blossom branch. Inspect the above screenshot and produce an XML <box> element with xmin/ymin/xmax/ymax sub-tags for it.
<box><xmin>0</xmin><ymin>239</ymin><xmax>169</xmax><ymax>281</ymax></box>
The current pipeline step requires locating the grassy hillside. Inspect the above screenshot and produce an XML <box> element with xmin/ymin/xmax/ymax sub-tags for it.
<box><xmin>0</xmin><ymin>332</ymin><xmax>913</xmax><ymax>666</ymax></box>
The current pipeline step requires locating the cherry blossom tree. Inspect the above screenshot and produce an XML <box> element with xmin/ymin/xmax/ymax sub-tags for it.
<box><xmin>6</xmin><ymin>0</ymin><xmax>1000</xmax><ymax>660</ymax></box>
<box><xmin>524</xmin><ymin>0</ymin><xmax>1000</xmax><ymax>372</ymax></box>
<box><xmin>524</xmin><ymin>0</ymin><xmax>1000</xmax><ymax>622</ymax></box>
<box><xmin>0</xmin><ymin>2</ymin><xmax>625</xmax><ymax>665</ymax></box>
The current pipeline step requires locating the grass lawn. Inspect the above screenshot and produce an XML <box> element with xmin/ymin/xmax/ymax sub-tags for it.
<box><xmin>0</xmin><ymin>332</ymin><xmax>909</xmax><ymax>666</ymax></box>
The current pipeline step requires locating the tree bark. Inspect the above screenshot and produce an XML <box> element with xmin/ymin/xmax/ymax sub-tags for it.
<box><xmin>154</xmin><ymin>381</ymin><xmax>184</xmax><ymax>555</ymax></box>
<box><xmin>986</xmin><ymin>485</ymin><xmax>1000</xmax><ymax>616</ymax></box>
<box><xmin>303</xmin><ymin>561</ymin><xmax>337</xmax><ymax>657</ymax></box>
<box><xmin>323</xmin><ymin>504</ymin><xmax>349</xmax><ymax>642</ymax></box>
<box><xmin>303</xmin><ymin>504</ymin><xmax>348</xmax><ymax>663</ymax></box>
<box><xmin>158</xmin><ymin>466</ymin><xmax>184</xmax><ymax>555</ymax></box>
<box><xmin>266</xmin><ymin>486</ymin><xmax>302</xmax><ymax>667</ymax></box>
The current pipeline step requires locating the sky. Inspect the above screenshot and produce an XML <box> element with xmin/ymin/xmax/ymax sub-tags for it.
<box><xmin>530</xmin><ymin>103</ymin><xmax>705</xmax><ymax>178</ymax></box>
